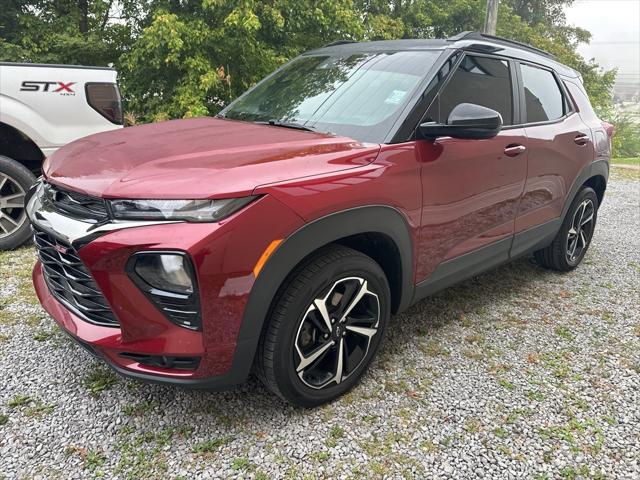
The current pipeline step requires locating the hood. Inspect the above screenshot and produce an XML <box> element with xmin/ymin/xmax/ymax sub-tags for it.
<box><xmin>44</xmin><ymin>117</ymin><xmax>380</xmax><ymax>199</ymax></box>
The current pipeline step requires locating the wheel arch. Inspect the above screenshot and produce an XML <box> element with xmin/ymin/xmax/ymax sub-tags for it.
<box><xmin>583</xmin><ymin>174</ymin><xmax>606</xmax><ymax>206</ymax></box>
<box><xmin>244</xmin><ymin>205</ymin><xmax>414</xmax><ymax>334</ymax></box>
<box><xmin>0</xmin><ymin>122</ymin><xmax>45</xmax><ymax>174</ymax></box>
<box><xmin>232</xmin><ymin>205</ymin><xmax>415</xmax><ymax>376</ymax></box>
<box><xmin>561</xmin><ymin>159</ymin><xmax>608</xmax><ymax>221</ymax></box>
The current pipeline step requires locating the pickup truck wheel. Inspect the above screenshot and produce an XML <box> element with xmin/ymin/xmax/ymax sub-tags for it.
<box><xmin>534</xmin><ymin>186</ymin><xmax>598</xmax><ymax>272</ymax></box>
<box><xmin>255</xmin><ymin>245</ymin><xmax>390</xmax><ymax>407</ymax></box>
<box><xmin>0</xmin><ymin>156</ymin><xmax>36</xmax><ymax>250</ymax></box>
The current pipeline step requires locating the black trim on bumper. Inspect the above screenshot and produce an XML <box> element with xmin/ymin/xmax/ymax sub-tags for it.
<box><xmin>63</xmin><ymin>328</ymin><xmax>255</xmax><ymax>391</ymax></box>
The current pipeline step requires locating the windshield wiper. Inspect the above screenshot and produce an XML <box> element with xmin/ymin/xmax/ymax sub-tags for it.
<box><xmin>254</xmin><ymin>119</ymin><xmax>316</xmax><ymax>132</ymax></box>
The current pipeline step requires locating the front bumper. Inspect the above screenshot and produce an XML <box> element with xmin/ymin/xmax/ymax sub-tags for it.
<box><xmin>27</xmin><ymin>180</ymin><xmax>304</xmax><ymax>388</ymax></box>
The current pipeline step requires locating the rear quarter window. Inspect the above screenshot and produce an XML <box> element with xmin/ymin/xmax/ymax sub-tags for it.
<box><xmin>520</xmin><ymin>64</ymin><xmax>565</xmax><ymax>123</ymax></box>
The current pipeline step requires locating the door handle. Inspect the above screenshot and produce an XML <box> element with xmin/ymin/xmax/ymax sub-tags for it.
<box><xmin>574</xmin><ymin>134</ymin><xmax>590</xmax><ymax>146</ymax></box>
<box><xmin>504</xmin><ymin>144</ymin><xmax>526</xmax><ymax>157</ymax></box>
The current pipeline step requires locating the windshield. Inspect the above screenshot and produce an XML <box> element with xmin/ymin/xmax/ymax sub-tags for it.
<box><xmin>221</xmin><ymin>50</ymin><xmax>442</xmax><ymax>143</ymax></box>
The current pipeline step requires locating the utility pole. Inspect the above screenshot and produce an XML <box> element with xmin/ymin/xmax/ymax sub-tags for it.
<box><xmin>483</xmin><ymin>0</ymin><xmax>499</xmax><ymax>35</ymax></box>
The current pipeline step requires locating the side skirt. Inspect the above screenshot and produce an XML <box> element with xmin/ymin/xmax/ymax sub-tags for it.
<box><xmin>411</xmin><ymin>219</ymin><xmax>561</xmax><ymax>305</ymax></box>
<box><xmin>510</xmin><ymin>218</ymin><xmax>560</xmax><ymax>260</ymax></box>
<box><xmin>412</xmin><ymin>236</ymin><xmax>511</xmax><ymax>302</ymax></box>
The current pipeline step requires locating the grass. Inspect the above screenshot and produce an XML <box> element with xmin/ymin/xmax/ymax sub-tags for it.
<box><xmin>611</xmin><ymin>157</ymin><xmax>640</xmax><ymax>166</ymax></box>
<box><xmin>231</xmin><ymin>457</ymin><xmax>253</xmax><ymax>471</ymax></box>
<box><xmin>419</xmin><ymin>339</ymin><xmax>450</xmax><ymax>357</ymax></box>
<box><xmin>33</xmin><ymin>329</ymin><xmax>56</xmax><ymax>342</ymax></box>
<box><xmin>114</xmin><ymin>428</ymin><xmax>187</xmax><ymax>479</ymax></box>
<box><xmin>611</xmin><ymin>166</ymin><xmax>640</xmax><ymax>181</ymax></box>
<box><xmin>498</xmin><ymin>379</ymin><xmax>515</xmax><ymax>390</ymax></box>
<box><xmin>25</xmin><ymin>401</ymin><xmax>56</xmax><ymax>417</ymax></box>
<box><xmin>83</xmin><ymin>365</ymin><xmax>118</xmax><ymax>396</ymax></box>
<box><xmin>554</xmin><ymin>326</ymin><xmax>574</xmax><ymax>342</ymax></box>
<box><xmin>493</xmin><ymin>427</ymin><xmax>508</xmax><ymax>439</ymax></box>
<box><xmin>122</xmin><ymin>400</ymin><xmax>157</xmax><ymax>417</ymax></box>
<box><xmin>85</xmin><ymin>449</ymin><xmax>106</xmax><ymax>472</ymax></box>
<box><xmin>526</xmin><ymin>390</ymin><xmax>545</xmax><ymax>402</ymax></box>
<box><xmin>0</xmin><ymin>414</ymin><xmax>8</xmax><ymax>425</ymax></box>
<box><xmin>7</xmin><ymin>394</ymin><xmax>32</xmax><ymax>408</ymax></box>
<box><xmin>192</xmin><ymin>437</ymin><xmax>229</xmax><ymax>454</ymax></box>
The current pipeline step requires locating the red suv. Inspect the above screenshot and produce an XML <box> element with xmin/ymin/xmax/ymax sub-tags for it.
<box><xmin>27</xmin><ymin>32</ymin><xmax>611</xmax><ymax>406</ymax></box>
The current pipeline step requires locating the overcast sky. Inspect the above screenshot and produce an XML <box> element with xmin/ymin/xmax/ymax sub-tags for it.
<box><xmin>564</xmin><ymin>0</ymin><xmax>640</xmax><ymax>86</ymax></box>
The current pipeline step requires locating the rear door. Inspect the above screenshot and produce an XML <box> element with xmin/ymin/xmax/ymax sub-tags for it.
<box><xmin>414</xmin><ymin>53</ymin><xmax>528</xmax><ymax>281</ymax></box>
<box><xmin>513</xmin><ymin>62</ymin><xmax>595</xmax><ymax>240</ymax></box>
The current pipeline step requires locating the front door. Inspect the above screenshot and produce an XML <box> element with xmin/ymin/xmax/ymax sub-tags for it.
<box><xmin>414</xmin><ymin>54</ymin><xmax>528</xmax><ymax>282</ymax></box>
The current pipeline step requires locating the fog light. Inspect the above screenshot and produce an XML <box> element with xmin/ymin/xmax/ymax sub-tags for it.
<box><xmin>127</xmin><ymin>252</ymin><xmax>201</xmax><ymax>330</ymax></box>
<box><xmin>134</xmin><ymin>254</ymin><xmax>194</xmax><ymax>294</ymax></box>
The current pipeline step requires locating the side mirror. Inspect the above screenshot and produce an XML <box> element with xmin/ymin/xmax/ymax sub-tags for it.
<box><xmin>418</xmin><ymin>103</ymin><xmax>503</xmax><ymax>140</ymax></box>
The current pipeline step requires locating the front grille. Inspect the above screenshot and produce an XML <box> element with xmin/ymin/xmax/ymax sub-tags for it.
<box><xmin>33</xmin><ymin>226</ymin><xmax>119</xmax><ymax>327</ymax></box>
<box><xmin>44</xmin><ymin>182</ymin><xmax>109</xmax><ymax>222</ymax></box>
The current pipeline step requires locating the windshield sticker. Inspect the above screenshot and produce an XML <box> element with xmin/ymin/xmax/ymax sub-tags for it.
<box><xmin>384</xmin><ymin>90</ymin><xmax>407</xmax><ymax>105</ymax></box>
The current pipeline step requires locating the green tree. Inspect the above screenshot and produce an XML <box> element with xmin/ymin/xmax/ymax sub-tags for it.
<box><xmin>0</xmin><ymin>0</ymin><xmax>132</xmax><ymax>65</ymax></box>
<box><xmin>119</xmin><ymin>0</ymin><xmax>364</xmax><ymax>121</ymax></box>
<box><xmin>0</xmin><ymin>0</ymin><xmax>620</xmax><ymax>132</ymax></box>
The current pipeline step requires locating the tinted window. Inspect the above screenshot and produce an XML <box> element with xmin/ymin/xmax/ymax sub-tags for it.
<box><xmin>520</xmin><ymin>64</ymin><xmax>565</xmax><ymax>123</ymax></box>
<box><xmin>426</xmin><ymin>55</ymin><xmax>513</xmax><ymax>125</ymax></box>
<box><xmin>222</xmin><ymin>50</ymin><xmax>442</xmax><ymax>143</ymax></box>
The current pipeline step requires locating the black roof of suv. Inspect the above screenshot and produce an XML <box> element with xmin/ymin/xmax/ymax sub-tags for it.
<box><xmin>310</xmin><ymin>31</ymin><xmax>580</xmax><ymax>79</ymax></box>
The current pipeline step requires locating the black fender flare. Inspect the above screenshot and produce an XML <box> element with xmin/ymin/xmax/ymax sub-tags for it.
<box><xmin>241</xmin><ymin>205</ymin><xmax>415</xmax><ymax>341</ymax></box>
<box><xmin>224</xmin><ymin>205</ymin><xmax>415</xmax><ymax>384</ymax></box>
<box><xmin>561</xmin><ymin>159</ymin><xmax>609</xmax><ymax>221</ymax></box>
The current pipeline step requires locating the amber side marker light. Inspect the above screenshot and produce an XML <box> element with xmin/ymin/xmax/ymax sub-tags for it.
<box><xmin>253</xmin><ymin>239</ymin><xmax>283</xmax><ymax>277</ymax></box>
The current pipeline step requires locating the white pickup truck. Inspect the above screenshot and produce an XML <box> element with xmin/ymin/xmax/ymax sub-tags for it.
<box><xmin>0</xmin><ymin>62</ymin><xmax>123</xmax><ymax>249</ymax></box>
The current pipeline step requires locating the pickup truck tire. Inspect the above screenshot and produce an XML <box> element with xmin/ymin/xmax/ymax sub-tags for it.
<box><xmin>0</xmin><ymin>155</ymin><xmax>36</xmax><ymax>250</ymax></box>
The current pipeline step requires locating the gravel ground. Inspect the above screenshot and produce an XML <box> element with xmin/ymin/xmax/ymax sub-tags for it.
<box><xmin>1</xmin><ymin>169</ymin><xmax>638</xmax><ymax>480</ymax></box>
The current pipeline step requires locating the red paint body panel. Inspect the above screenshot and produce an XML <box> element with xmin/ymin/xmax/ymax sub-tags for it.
<box><xmin>415</xmin><ymin>130</ymin><xmax>528</xmax><ymax>280</ymax></box>
<box><xmin>255</xmin><ymin>143</ymin><xmax>423</xmax><ymax>280</ymax></box>
<box><xmin>517</xmin><ymin>114</ymin><xmax>594</xmax><ymax>232</ymax></box>
<box><xmin>44</xmin><ymin>117</ymin><xmax>379</xmax><ymax>199</ymax></box>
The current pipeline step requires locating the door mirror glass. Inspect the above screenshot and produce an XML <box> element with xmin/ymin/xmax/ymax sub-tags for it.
<box><xmin>418</xmin><ymin>103</ymin><xmax>503</xmax><ymax>140</ymax></box>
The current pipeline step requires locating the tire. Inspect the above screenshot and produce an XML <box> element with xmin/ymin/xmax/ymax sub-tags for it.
<box><xmin>255</xmin><ymin>245</ymin><xmax>391</xmax><ymax>407</ymax></box>
<box><xmin>534</xmin><ymin>186</ymin><xmax>598</xmax><ymax>272</ymax></box>
<box><xmin>0</xmin><ymin>155</ymin><xmax>36</xmax><ymax>250</ymax></box>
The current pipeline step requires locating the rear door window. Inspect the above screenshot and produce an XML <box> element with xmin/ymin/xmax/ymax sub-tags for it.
<box><xmin>426</xmin><ymin>55</ymin><xmax>513</xmax><ymax>125</ymax></box>
<box><xmin>520</xmin><ymin>64</ymin><xmax>566</xmax><ymax>123</ymax></box>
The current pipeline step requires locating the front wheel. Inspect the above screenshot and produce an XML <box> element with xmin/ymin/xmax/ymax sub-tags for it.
<box><xmin>534</xmin><ymin>186</ymin><xmax>598</xmax><ymax>271</ymax></box>
<box><xmin>255</xmin><ymin>245</ymin><xmax>390</xmax><ymax>407</ymax></box>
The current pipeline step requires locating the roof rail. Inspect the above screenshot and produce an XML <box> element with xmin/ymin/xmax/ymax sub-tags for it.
<box><xmin>323</xmin><ymin>40</ymin><xmax>358</xmax><ymax>47</ymax></box>
<box><xmin>448</xmin><ymin>31</ymin><xmax>555</xmax><ymax>59</ymax></box>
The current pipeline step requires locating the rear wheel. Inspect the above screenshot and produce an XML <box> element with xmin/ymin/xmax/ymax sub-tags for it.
<box><xmin>534</xmin><ymin>186</ymin><xmax>598</xmax><ymax>271</ymax></box>
<box><xmin>0</xmin><ymin>156</ymin><xmax>35</xmax><ymax>250</ymax></box>
<box><xmin>255</xmin><ymin>245</ymin><xmax>390</xmax><ymax>407</ymax></box>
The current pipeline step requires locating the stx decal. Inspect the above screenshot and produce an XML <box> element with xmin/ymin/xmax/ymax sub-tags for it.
<box><xmin>20</xmin><ymin>81</ymin><xmax>76</xmax><ymax>94</ymax></box>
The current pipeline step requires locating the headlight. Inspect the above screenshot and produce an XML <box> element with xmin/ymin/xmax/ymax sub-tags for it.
<box><xmin>109</xmin><ymin>197</ymin><xmax>257</xmax><ymax>222</ymax></box>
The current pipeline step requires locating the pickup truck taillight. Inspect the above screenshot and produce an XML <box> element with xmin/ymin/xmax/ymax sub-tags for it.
<box><xmin>85</xmin><ymin>82</ymin><xmax>123</xmax><ymax>125</ymax></box>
